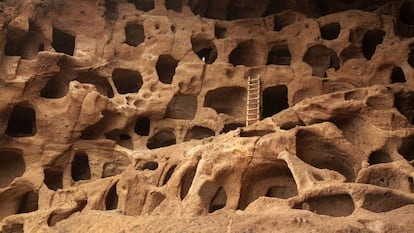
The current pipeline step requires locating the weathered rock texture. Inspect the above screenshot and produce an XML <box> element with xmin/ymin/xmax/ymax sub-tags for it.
<box><xmin>0</xmin><ymin>0</ymin><xmax>414</xmax><ymax>232</ymax></box>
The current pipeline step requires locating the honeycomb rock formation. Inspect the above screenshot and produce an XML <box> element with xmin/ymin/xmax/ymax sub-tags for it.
<box><xmin>0</xmin><ymin>0</ymin><xmax>414</xmax><ymax>232</ymax></box>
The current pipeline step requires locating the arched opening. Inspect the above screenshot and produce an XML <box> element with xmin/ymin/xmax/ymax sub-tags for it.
<box><xmin>128</xmin><ymin>0</ymin><xmax>154</xmax><ymax>12</ymax></box>
<box><xmin>44</xmin><ymin>169</ymin><xmax>63</xmax><ymax>191</ymax></box>
<box><xmin>204</xmin><ymin>87</ymin><xmax>246</xmax><ymax>118</ymax></box>
<box><xmin>368</xmin><ymin>150</ymin><xmax>392</xmax><ymax>165</ymax></box>
<box><xmin>238</xmin><ymin>160</ymin><xmax>298</xmax><ymax>210</ymax></box>
<box><xmin>135</xmin><ymin>117</ymin><xmax>150</xmax><ymax>136</ymax></box>
<box><xmin>147</xmin><ymin>130</ymin><xmax>176</xmax><ymax>149</ymax></box>
<box><xmin>229</xmin><ymin>40</ymin><xmax>261</xmax><ymax>67</ymax></box>
<box><xmin>191</xmin><ymin>38</ymin><xmax>217</xmax><ymax>64</ymax></box>
<box><xmin>156</xmin><ymin>54</ymin><xmax>178</xmax><ymax>84</ymax></box>
<box><xmin>166</xmin><ymin>0</ymin><xmax>183</xmax><ymax>12</ymax></box>
<box><xmin>112</xmin><ymin>69</ymin><xmax>143</xmax><ymax>94</ymax></box>
<box><xmin>303</xmin><ymin>44</ymin><xmax>340</xmax><ymax>77</ymax></box>
<box><xmin>105</xmin><ymin>183</ymin><xmax>118</xmax><ymax>210</ymax></box>
<box><xmin>40</xmin><ymin>74</ymin><xmax>68</xmax><ymax>98</ymax></box>
<box><xmin>296</xmin><ymin>130</ymin><xmax>356</xmax><ymax>181</ymax></box>
<box><xmin>362</xmin><ymin>29</ymin><xmax>385</xmax><ymax>60</ymax></box>
<box><xmin>52</xmin><ymin>28</ymin><xmax>75</xmax><ymax>56</ymax></box>
<box><xmin>320</xmin><ymin>22</ymin><xmax>340</xmax><ymax>40</ymax></box>
<box><xmin>184</xmin><ymin>126</ymin><xmax>215</xmax><ymax>141</ymax></box>
<box><xmin>71</xmin><ymin>152</ymin><xmax>91</xmax><ymax>182</ymax></box>
<box><xmin>199</xmin><ymin>181</ymin><xmax>227</xmax><ymax>213</ymax></box>
<box><xmin>267</xmin><ymin>44</ymin><xmax>291</xmax><ymax>65</ymax></box>
<box><xmin>0</xmin><ymin>148</ymin><xmax>25</xmax><ymax>188</ymax></box>
<box><xmin>294</xmin><ymin>194</ymin><xmax>355</xmax><ymax>217</ymax></box>
<box><xmin>17</xmin><ymin>190</ymin><xmax>38</xmax><ymax>214</ymax></box>
<box><xmin>165</xmin><ymin>94</ymin><xmax>198</xmax><ymax>120</ymax></box>
<box><xmin>390</xmin><ymin>67</ymin><xmax>406</xmax><ymax>83</ymax></box>
<box><xmin>125</xmin><ymin>24</ymin><xmax>144</xmax><ymax>47</ymax></box>
<box><xmin>6</xmin><ymin>106</ymin><xmax>36</xmax><ymax>137</ymax></box>
<box><xmin>262</xmin><ymin>85</ymin><xmax>289</xmax><ymax>119</ymax></box>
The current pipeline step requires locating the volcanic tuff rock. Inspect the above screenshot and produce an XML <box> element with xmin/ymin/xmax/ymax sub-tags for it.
<box><xmin>0</xmin><ymin>0</ymin><xmax>414</xmax><ymax>232</ymax></box>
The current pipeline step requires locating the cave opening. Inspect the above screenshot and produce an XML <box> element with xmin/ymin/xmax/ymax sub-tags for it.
<box><xmin>229</xmin><ymin>40</ymin><xmax>260</xmax><ymax>67</ymax></box>
<box><xmin>17</xmin><ymin>190</ymin><xmax>38</xmax><ymax>214</ymax></box>
<box><xmin>71</xmin><ymin>152</ymin><xmax>91</xmax><ymax>182</ymax></box>
<box><xmin>147</xmin><ymin>130</ymin><xmax>176</xmax><ymax>149</ymax></box>
<box><xmin>156</xmin><ymin>54</ymin><xmax>179</xmax><ymax>84</ymax></box>
<box><xmin>237</xmin><ymin>160</ymin><xmax>298</xmax><ymax>210</ymax></box>
<box><xmin>266</xmin><ymin>44</ymin><xmax>291</xmax><ymax>65</ymax></box>
<box><xmin>368</xmin><ymin>150</ymin><xmax>392</xmax><ymax>165</ymax></box>
<box><xmin>105</xmin><ymin>183</ymin><xmax>118</xmax><ymax>210</ymax></box>
<box><xmin>398</xmin><ymin>1</ymin><xmax>414</xmax><ymax>37</ymax></box>
<box><xmin>112</xmin><ymin>68</ymin><xmax>143</xmax><ymax>94</ymax></box>
<box><xmin>166</xmin><ymin>94</ymin><xmax>197</xmax><ymax>120</ymax></box>
<box><xmin>75</xmin><ymin>73</ymin><xmax>114</xmax><ymax>98</ymax></box>
<box><xmin>199</xmin><ymin>181</ymin><xmax>227</xmax><ymax>213</ymax></box>
<box><xmin>293</xmin><ymin>193</ymin><xmax>355</xmax><ymax>217</ymax></box>
<box><xmin>125</xmin><ymin>24</ymin><xmax>145</xmax><ymax>47</ymax></box>
<box><xmin>184</xmin><ymin>126</ymin><xmax>215</xmax><ymax>141</ymax></box>
<box><xmin>40</xmin><ymin>74</ymin><xmax>68</xmax><ymax>98</ymax></box>
<box><xmin>128</xmin><ymin>0</ymin><xmax>154</xmax><ymax>12</ymax></box>
<box><xmin>204</xmin><ymin>86</ymin><xmax>246</xmax><ymax>118</ymax></box>
<box><xmin>320</xmin><ymin>22</ymin><xmax>340</xmax><ymax>40</ymax></box>
<box><xmin>398</xmin><ymin>136</ymin><xmax>414</xmax><ymax>161</ymax></box>
<box><xmin>221</xmin><ymin>123</ymin><xmax>244</xmax><ymax>133</ymax></box>
<box><xmin>296</xmin><ymin>130</ymin><xmax>356</xmax><ymax>181</ymax></box>
<box><xmin>394</xmin><ymin>92</ymin><xmax>414</xmax><ymax>124</ymax></box>
<box><xmin>215</xmin><ymin>25</ymin><xmax>227</xmax><ymax>39</ymax></box>
<box><xmin>362</xmin><ymin>29</ymin><xmax>385</xmax><ymax>60</ymax></box>
<box><xmin>105</xmin><ymin>130</ymin><xmax>133</xmax><ymax>149</ymax></box>
<box><xmin>5</xmin><ymin>22</ymin><xmax>46</xmax><ymax>59</ymax></box>
<box><xmin>390</xmin><ymin>67</ymin><xmax>406</xmax><ymax>83</ymax></box>
<box><xmin>262</xmin><ymin>85</ymin><xmax>289</xmax><ymax>119</ymax></box>
<box><xmin>143</xmin><ymin>161</ymin><xmax>159</xmax><ymax>170</ymax></box>
<box><xmin>44</xmin><ymin>169</ymin><xmax>63</xmax><ymax>191</ymax></box>
<box><xmin>6</xmin><ymin>106</ymin><xmax>36</xmax><ymax>137</ymax></box>
<box><xmin>0</xmin><ymin>148</ymin><xmax>25</xmax><ymax>188</ymax></box>
<box><xmin>52</xmin><ymin>28</ymin><xmax>75</xmax><ymax>56</ymax></box>
<box><xmin>180</xmin><ymin>165</ymin><xmax>197</xmax><ymax>200</ymax></box>
<box><xmin>191</xmin><ymin>38</ymin><xmax>217</xmax><ymax>64</ymax></box>
<box><xmin>303</xmin><ymin>44</ymin><xmax>340</xmax><ymax>77</ymax></box>
<box><xmin>135</xmin><ymin>117</ymin><xmax>150</xmax><ymax>136</ymax></box>
<box><xmin>166</xmin><ymin>0</ymin><xmax>183</xmax><ymax>12</ymax></box>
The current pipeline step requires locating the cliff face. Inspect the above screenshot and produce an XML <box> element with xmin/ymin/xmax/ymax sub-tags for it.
<box><xmin>0</xmin><ymin>0</ymin><xmax>414</xmax><ymax>232</ymax></box>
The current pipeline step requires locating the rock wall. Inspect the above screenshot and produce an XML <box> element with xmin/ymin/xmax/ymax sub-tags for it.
<box><xmin>0</xmin><ymin>0</ymin><xmax>414</xmax><ymax>232</ymax></box>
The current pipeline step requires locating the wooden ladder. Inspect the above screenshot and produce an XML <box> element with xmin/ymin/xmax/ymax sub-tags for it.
<box><xmin>246</xmin><ymin>75</ymin><xmax>261</xmax><ymax>126</ymax></box>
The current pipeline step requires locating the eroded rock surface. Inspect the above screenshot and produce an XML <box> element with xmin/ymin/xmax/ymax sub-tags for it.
<box><xmin>0</xmin><ymin>0</ymin><xmax>414</xmax><ymax>232</ymax></box>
